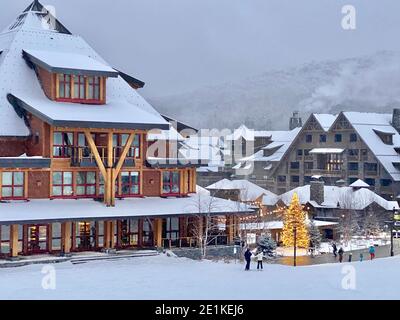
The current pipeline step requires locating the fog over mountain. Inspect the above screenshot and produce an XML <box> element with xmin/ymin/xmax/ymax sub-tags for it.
<box><xmin>149</xmin><ymin>51</ymin><xmax>400</xmax><ymax>130</ymax></box>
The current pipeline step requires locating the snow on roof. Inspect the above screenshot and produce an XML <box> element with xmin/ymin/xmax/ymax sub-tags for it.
<box><xmin>313</xmin><ymin>114</ymin><xmax>337</xmax><ymax>131</ymax></box>
<box><xmin>23</xmin><ymin>49</ymin><xmax>118</xmax><ymax>77</ymax></box>
<box><xmin>0</xmin><ymin>4</ymin><xmax>169</xmax><ymax>135</ymax></box>
<box><xmin>309</xmin><ymin>148</ymin><xmax>344</xmax><ymax>154</ymax></box>
<box><xmin>240</xmin><ymin>220</ymin><xmax>337</xmax><ymax>231</ymax></box>
<box><xmin>226</xmin><ymin>125</ymin><xmax>256</xmax><ymax>141</ymax></box>
<box><xmin>206</xmin><ymin>179</ymin><xmax>278</xmax><ymax>202</ymax></box>
<box><xmin>280</xmin><ymin>185</ymin><xmax>399</xmax><ymax>211</ymax></box>
<box><xmin>343</xmin><ymin>112</ymin><xmax>400</xmax><ymax>181</ymax></box>
<box><xmin>147</xmin><ymin>126</ymin><xmax>185</xmax><ymax>141</ymax></box>
<box><xmin>0</xmin><ymin>192</ymin><xmax>253</xmax><ymax>224</ymax></box>
<box><xmin>179</xmin><ymin>135</ymin><xmax>223</xmax><ymax>165</ymax></box>
<box><xmin>349</xmin><ymin>179</ymin><xmax>370</xmax><ymax>188</ymax></box>
<box><xmin>239</xmin><ymin>128</ymin><xmax>301</xmax><ymax>165</ymax></box>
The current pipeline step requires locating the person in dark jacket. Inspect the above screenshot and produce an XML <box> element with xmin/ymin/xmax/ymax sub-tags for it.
<box><xmin>338</xmin><ymin>247</ymin><xmax>344</xmax><ymax>263</ymax></box>
<box><xmin>332</xmin><ymin>243</ymin><xmax>338</xmax><ymax>258</ymax></box>
<box><xmin>244</xmin><ymin>248</ymin><xmax>252</xmax><ymax>271</ymax></box>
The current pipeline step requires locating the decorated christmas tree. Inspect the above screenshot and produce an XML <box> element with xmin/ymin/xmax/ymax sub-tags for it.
<box><xmin>282</xmin><ymin>193</ymin><xmax>310</xmax><ymax>248</ymax></box>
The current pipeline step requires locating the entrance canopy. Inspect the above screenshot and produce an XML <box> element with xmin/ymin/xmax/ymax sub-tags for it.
<box><xmin>0</xmin><ymin>194</ymin><xmax>253</xmax><ymax>225</ymax></box>
<box><xmin>309</xmin><ymin>148</ymin><xmax>344</xmax><ymax>154</ymax></box>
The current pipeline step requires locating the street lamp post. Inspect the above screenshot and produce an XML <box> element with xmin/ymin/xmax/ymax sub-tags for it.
<box><xmin>293</xmin><ymin>226</ymin><xmax>297</xmax><ymax>267</ymax></box>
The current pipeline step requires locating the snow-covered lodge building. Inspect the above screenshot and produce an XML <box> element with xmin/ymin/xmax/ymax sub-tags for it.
<box><xmin>0</xmin><ymin>1</ymin><xmax>251</xmax><ymax>258</ymax></box>
<box><xmin>234</xmin><ymin>111</ymin><xmax>400</xmax><ymax>201</ymax></box>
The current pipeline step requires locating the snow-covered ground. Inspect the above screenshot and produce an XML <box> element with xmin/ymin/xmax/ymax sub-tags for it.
<box><xmin>0</xmin><ymin>254</ymin><xmax>399</xmax><ymax>300</ymax></box>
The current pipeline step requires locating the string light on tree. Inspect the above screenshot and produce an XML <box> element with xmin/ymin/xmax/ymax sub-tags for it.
<box><xmin>282</xmin><ymin>193</ymin><xmax>309</xmax><ymax>248</ymax></box>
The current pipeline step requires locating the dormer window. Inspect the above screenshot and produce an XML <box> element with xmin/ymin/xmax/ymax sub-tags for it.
<box><xmin>22</xmin><ymin>49</ymin><xmax>119</xmax><ymax>105</ymax></box>
<box><xmin>373</xmin><ymin>129</ymin><xmax>394</xmax><ymax>145</ymax></box>
<box><xmin>57</xmin><ymin>74</ymin><xmax>104</xmax><ymax>104</ymax></box>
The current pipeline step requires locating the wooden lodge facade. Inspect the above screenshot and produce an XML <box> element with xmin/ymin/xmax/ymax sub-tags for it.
<box><xmin>0</xmin><ymin>1</ymin><xmax>250</xmax><ymax>258</ymax></box>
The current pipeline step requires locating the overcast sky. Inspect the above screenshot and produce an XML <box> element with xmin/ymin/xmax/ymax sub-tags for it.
<box><xmin>1</xmin><ymin>0</ymin><xmax>400</xmax><ymax>97</ymax></box>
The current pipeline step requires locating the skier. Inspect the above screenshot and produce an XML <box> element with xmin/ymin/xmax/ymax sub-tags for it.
<box><xmin>244</xmin><ymin>248</ymin><xmax>252</xmax><ymax>271</ymax></box>
<box><xmin>338</xmin><ymin>247</ymin><xmax>344</xmax><ymax>263</ymax></box>
<box><xmin>359</xmin><ymin>253</ymin><xmax>364</xmax><ymax>262</ymax></box>
<box><xmin>256</xmin><ymin>251</ymin><xmax>264</xmax><ymax>270</ymax></box>
<box><xmin>332</xmin><ymin>243</ymin><xmax>338</xmax><ymax>258</ymax></box>
<box><xmin>369</xmin><ymin>246</ymin><xmax>376</xmax><ymax>260</ymax></box>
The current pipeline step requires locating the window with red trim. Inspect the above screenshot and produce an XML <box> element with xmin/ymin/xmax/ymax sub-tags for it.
<box><xmin>1</xmin><ymin>172</ymin><xmax>24</xmax><ymax>199</ymax></box>
<box><xmin>76</xmin><ymin>172</ymin><xmax>96</xmax><ymax>197</ymax></box>
<box><xmin>56</xmin><ymin>74</ymin><xmax>103</xmax><ymax>103</ymax></box>
<box><xmin>52</xmin><ymin>172</ymin><xmax>73</xmax><ymax>197</ymax></box>
<box><xmin>58</xmin><ymin>74</ymin><xmax>71</xmax><ymax>99</ymax></box>
<box><xmin>113</xmin><ymin>133</ymin><xmax>141</xmax><ymax>159</ymax></box>
<box><xmin>162</xmin><ymin>171</ymin><xmax>180</xmax><ymax>195</ymax></box>
<box><xmin>88</xmin><ymin>76</ymin><xmax>101</xmax><ymax>100</ymax></box>
<box><xmin>120</xmin><ymin>172</ymin><xmax>140</xmax><ymax>196</ymax></box>
<box><xmin>73</xmin><ymin>75</ymin><xmax>86</xmax><ymax>100</ymax></box>
<box><xmin>53</xmin><ymin>132</ymin><xmax>74</xmax><ymax>158</ymax></box>
<box><xmin>99</xmin><ymin>173</ymin><xmax>105</xmax><ymax>196</ymax></box>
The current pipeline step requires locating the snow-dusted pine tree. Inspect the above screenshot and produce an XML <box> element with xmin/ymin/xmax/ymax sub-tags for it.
<box><xmin>308</xmin><ymin>220</ymin><xmax>322</xmax><ymax>249</ymax></box>
<box><xmin>257</xmin><ymin>233</ymin><xmax>277</xmax><ymax>253</ymax></box>
<box><xmin>282</xmin><ymin>193</ymin><xmax>309</xmax><ymax>248</ymax></box>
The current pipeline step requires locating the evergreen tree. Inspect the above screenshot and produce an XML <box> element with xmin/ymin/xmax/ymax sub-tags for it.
<box><xmin>308</xmin><ymin>220</ymin><xmax>322</xmax><ymax>249</ymax></box>
<box><xmin>282</xmin><ymin>193</ymin><xmax>310</xmax><ymax>248</ymax></box>
<box><xmin>257</xmin><ymin>233</ymin><xmax>277</xmax><ymax>253</ymax></box>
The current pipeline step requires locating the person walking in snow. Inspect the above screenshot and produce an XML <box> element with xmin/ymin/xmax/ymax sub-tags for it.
<box><xmin>332</xmin><ymin>243</ymin><xmax>338</xmax><ymax>258</ymax></box>
<box><xmin>338</xmin><ymin>247</ymin><xmax>344</xmax><ymax>263</ymax></box>
<box><xmin>256</xmin><ymin>251</ymin><xmax>264</xmax><ymax>270</ymax></box>
<box><xmin>359</xmin><ymin>253</ymin><xmax>364</xmax><ymax>262</ymax></box>
<box><xmin>369</xmin><ymin>246</ymin><xmax>376</xmax><ymax>260</ymax></box>
<box><xmin>244</xmin><ymin>248</ymin><xmax>252</xmax><ymax>271</ymax></box>
<box><xmin>348</xmin><ymin>252</ymin><xmax>352</xmax><ymax>262</ymax></box>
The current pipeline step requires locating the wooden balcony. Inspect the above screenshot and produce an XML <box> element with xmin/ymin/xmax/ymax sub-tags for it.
<box><xmin>311</xmin><ymin>169</ymin><xmax>344</xmax><ymax>177</ymax></box>
<box><xmin>69</xmin><ymin>146</ymin><xmax>136</xmax><ymax>168</ymax></box>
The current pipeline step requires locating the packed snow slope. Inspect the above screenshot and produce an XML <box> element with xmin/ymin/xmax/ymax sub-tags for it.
<box><xmin>150</xmin><ymin>51</ymin><xmax>400</xmax><ymax>130</ymax></box>
<box><xmin>0</xmin><ymin>254</ymin><xmax>399</xmax><ymax>300</ymax></box>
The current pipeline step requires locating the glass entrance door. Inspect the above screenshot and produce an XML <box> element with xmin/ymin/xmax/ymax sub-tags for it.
<box><xmin>27</xmin><ymin>225</ymin><xmax>49</xmax><ymax>254</ymax></box>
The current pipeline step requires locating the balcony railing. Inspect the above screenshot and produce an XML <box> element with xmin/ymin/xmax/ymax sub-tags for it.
<box><xmin>55</xmin><ymin>146</ymin><xmax>136</xmax><ymax>168</ymax></box>
<box><xmin>311</xmin><ymin>169</ymin><xmax>344</xmax><ymax>176</ymax></box>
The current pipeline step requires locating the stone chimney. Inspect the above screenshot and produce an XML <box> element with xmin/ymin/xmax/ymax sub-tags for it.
<box><xmin>310</xmin><ymin>179</ymin><xmax>325</xmax><ymax>205</ymax></box>
<box><xmin>392</xmin><ymin>109</ymin><xmax>400</xmax><ymax>133</ymax></box>
<box><xmin>289</xmin><ymin>111</ymin><xmax>302</xmax><ymax>130</ymax></box>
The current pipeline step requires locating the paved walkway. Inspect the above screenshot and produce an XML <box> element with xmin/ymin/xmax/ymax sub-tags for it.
<box><xmin>272</xmin><ymin>240</ymin><xmax>400</xmax><ymax>266</ymax></box>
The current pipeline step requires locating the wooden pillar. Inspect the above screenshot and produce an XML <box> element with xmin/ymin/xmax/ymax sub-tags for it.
<box><xmin>226</xmin><ymin>215</ymin><xmax>234</xmax><ymax>245</ymax></box>
<box><xmin>61</xmin><ymin>222</ymin><xmax>72</xmax><ymax>254</ymax></box>
<box><xmin>103</xmin><ymin>221</ymin><xmax>110</xmax><ymax>249</ymax></box>
<box><xmin>154</xmin><ymin>218</ymin><xmax>163</xmax><ymax>248</ymax></box>
<box><xmin>107</xmin><ymin>132</ymin><xmax>114</xmax><ymax>207</ymax></box>
<box><xmin>109</xmin><ymin>221</ymin><xmax>115</xmax><ymax>249</ymax></box>
<box><xmin>10</xmin><ymin>225</ymin><xmax>19</xmax><ymax>258</ymax></box>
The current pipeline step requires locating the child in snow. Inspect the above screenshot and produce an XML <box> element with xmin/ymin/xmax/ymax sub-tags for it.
<box><xmin>359</xmin><ymin>253</ymin><xmax>364</xmax><ymax>262</ymax></box>
<box><xmin>348</xmin><ymin>252</ymin><xmax>352</xmax><ymax>262</ymax></box>
<box><xmin>369</xmin><ymin>246</ymin><xmax>376</xmax><ymax>260</ymax></box>
<box><xmin>338</xmin><ymin>247</ymin><xmax>344</xmax><ymax>263</ymax></box>
<box><xmin>256</xmin><ymin>251</ymin><xmax>264</xmax><ymax>270</ymax></box>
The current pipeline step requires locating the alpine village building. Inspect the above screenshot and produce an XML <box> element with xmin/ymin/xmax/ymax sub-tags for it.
<box><xmin>230</xmin><ymin>111</ymin><xmax>400</xmax><ymax>201</ymax></box>
<box><xmin>0</xmin><ymin>1</ymin><xmax>250</xmax><ymax>259</ymax></box>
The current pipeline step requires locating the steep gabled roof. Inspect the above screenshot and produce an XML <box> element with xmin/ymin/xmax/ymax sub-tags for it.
<box><xmin>6</xmin><ymin>0</ymin><xmax>71</xmax><ymax>35</ymax></box>
<box><xmin>313</xmin><ymin>114</ymin><xmax>337</xmax><ymax>131</ymax></box>
<box><xmin>280</xmin><ymin>185</ymin><xmax>399</xmax><ymax>211</ymax></box>
<box><xmin>206</xmin><ymin>179</ymin><xmax>278</xmax><ymax>202</ymax></box>
<box><xmin>0</xmin><ymin>1</ymin><xmax>169</xmax><ymax>135</ymax></box>
<box><xmin>342</xmin><ymin>112</ymin><xmax>400</xmax><ymax>181</ymax></box>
